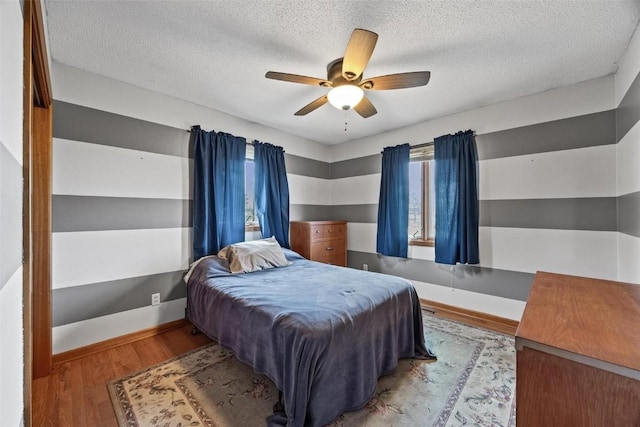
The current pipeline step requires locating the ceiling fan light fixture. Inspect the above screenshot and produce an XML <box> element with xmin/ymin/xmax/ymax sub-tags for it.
<box><xmin>327</xmin><ymin>85</ymin><xmax>364</xmax><ymax>110</ymax></box>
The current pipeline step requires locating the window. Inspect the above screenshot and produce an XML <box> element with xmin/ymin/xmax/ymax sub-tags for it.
<box><xmin>408</xmin><ymin>145</ymin><xmax>435</xmax><ymax>246</ymax></box>
<box><xmin>245</xmin><ymin>145</ymin><xmax>259</xmax><ymax>231</ymax></box>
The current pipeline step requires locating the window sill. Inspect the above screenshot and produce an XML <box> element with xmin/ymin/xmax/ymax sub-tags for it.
<box><xmin>409</xmin><ymin>238</ymin><xmax>434</xmax><ymax>247</ymax></box>
<box><xmin>245</xmin><ymin>224</ymin><xmax>260</xmax><ymax>232</ymax></box>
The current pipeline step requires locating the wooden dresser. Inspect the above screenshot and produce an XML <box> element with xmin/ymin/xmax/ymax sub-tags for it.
<box><xmin>290</xmin><ymin>220</ymin><xmax>347</xmax><ymax>266</ymax></box>
<box><xmin>515</xmin><ymin>272</ymin><xmax>640</xmax><ymax>426</ymax></box>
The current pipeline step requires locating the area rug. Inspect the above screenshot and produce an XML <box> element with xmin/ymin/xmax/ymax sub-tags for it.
<box><xmin>108</xmin><ymin>312</ymin><xmax>516</xmax><ymax>426</ymax></box>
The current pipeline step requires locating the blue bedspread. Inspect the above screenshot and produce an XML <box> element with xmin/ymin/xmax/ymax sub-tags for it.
<box><xmin>187</xmin><ymin>250</ymin><xmax>435</xmax><ymax>427</ymax></box>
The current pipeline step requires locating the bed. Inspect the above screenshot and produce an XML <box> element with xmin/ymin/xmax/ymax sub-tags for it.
<box><xmin>186</xmin><ymin>240</ymin><xmax>435</xmax><ymax>427</ymax></box>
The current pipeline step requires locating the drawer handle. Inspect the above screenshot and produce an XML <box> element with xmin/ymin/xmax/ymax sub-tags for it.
<box><xmin>315</xmin><ymin>230</ymin><xmax>320</xmax><ymax>234</ymax></box>
<box><xmin>326</xmin><ymin>247</ymin><xmax>334</xmax><ymax>251</ymax></box>
<box><xmin>328</xmin><ymin>229</ymin><xmax>332</xmax><ymax>233</ymax></box>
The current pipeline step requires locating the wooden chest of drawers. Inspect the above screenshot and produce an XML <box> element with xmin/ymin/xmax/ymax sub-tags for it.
<box><xmin>515</xmin><ymin>272</ymin><xmax>640</xmax><ymax>426</ymax></box>
<box><xmin>290</xmin><ymin>220</ymin><xmax>347</xmax><ymax>266</ymax></box>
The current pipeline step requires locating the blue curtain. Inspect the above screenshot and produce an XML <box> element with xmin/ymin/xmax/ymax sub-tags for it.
<box><xmin>434</xmin><ymin>130</ymin><xmax>479</xmax><ymax>265</ymax></box>
<box><xmin>376</xmin><ymin>143</ymin><xmax>410</xmax><ymax>258</ymax></box>
<box><xmin>254</xmin><ymin>141</ymin><xmax>290</xmax><ymax>248</ymax></box>
<box><xmin>192</xmin><ymin>126</ymin><xmax>246</xmax><ymax>259</ymax></box>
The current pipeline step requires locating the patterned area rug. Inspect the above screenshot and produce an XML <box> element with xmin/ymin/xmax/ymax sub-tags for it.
<box><xmin>108</xmin><ymin>312</ymin><xmax>516</xmax><ymax>427</ymax></box>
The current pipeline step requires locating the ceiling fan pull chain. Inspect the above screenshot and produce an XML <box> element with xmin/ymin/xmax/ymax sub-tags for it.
<box><xmin>344</xmin><ymin>110</ymin><xmax>348</xmax><ymax>132</ymax></box>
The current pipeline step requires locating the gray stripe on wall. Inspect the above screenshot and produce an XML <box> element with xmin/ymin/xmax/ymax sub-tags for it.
<box><xmin>476</xmin><ymin>110</ymin><xmax>616</xmax><ymax>160</ymax></box>
<box><xmin>618</xmin><ymin>191</ymin><xmax>640</xmax><ymax>238</ymax></box>
<box><xmin>479</xmin><ymin>198</ymin><xmax>618</xmax><ymax>231</ymax></box>
<box><xmin>53</xmin><ymin>100</ymin><xmax>192</xmax><ymax>158</ymax></box>
<box><xmin>55</xmin><ymin>100</ymin><xmax>333</xmax><ymax>180</ymax></box>
<box><xmin>617</xmin><ymin>70</ymin><xmax>640</xmax><ymax>142</ymax></box>
<box><xmin>330</xmin><ymin>111</ymin><xmax>616</xmax><ymax>178</ymax></box>
<box><xmin>347</xmin><ymin>250</ymin><xmax>533</xmax><ymax>301</ymax></box>
<box><xmin>290</xmin><ymin>204</ymin><xmax>333</xmax><ymax>221</ymax></box>
<box><xmin>286</xmin><ymin>153</ymin><xmax>331</xmax><ymax>179</ymax></box>
<box><xmin>52</xmin><ymin>195</ymin><xmax>192</xmax><ymax>232</ymax></box>
<box><xmin>331</xmin><ymin>154</ymin><xmax>381</xmax><ymax>179</ymax></box>
<box><xmin>333</xmin><ymin>198</ymin><xmax>617</xmax><ymax>231</ymax></box>
<box><xmin>52</xmin><ymin>270</ymin><xmax>187</xmax><ymax>327</ymax></box>
<box><xmin>0</xmin><ymin>143</ymin><xmax>23</xmax><ymax>292</ymax></box>
<box><xmin>332</xmin><ymin>204</ymin><xmax>378</xmax><ymax>223</ymax></box>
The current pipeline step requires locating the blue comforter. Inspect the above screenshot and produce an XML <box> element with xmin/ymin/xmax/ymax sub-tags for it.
<box><xmin>187</xmin><ymin>250</ymin><xmax>435</xmax><ymax>426</ymax></box>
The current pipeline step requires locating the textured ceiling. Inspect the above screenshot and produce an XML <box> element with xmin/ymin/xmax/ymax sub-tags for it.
<box><xmin>44</xmin><ymin>0</ymin><xmax>640</xmax><ymax>145</ymax></box>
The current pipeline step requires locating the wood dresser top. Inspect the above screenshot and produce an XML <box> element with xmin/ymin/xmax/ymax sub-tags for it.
<box><xmin>290</xmin><ymin>220</ymin><xmax>346</xmax><ymax>225</ymax></box>
<box><xmin>516</xmin><ymin>271</ymin><xmax>640</xmax><ymax>372</ymax></box>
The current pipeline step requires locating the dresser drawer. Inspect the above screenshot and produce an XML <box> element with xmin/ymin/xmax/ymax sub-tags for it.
<box><xmin>310</xmin><ymin>223</ymin><xmax>346</xmax><ymax>240</ymax></box>
<box><xmin>314</xmin><ymin>251</ymin><xmax>346</xmax><ymax>266</ymax></box>
<box><xmin>321</xmin><ymin>223</ymin><xmax>345</xmax><ymax>239</ymax></box>
<box><xmin>310</xmin><ymin>239</ymin><xmax>345</xmax><ymax>259</ymax></box>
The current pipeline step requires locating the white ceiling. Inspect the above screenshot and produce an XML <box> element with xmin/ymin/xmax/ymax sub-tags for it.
<box><xmin>44</xmin><ymin>0</ymin><xmax>640</xmax><ymax>145</ymax></box>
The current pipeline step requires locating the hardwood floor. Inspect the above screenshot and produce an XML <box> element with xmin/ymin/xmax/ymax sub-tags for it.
<box><xmin>32</xmin><ymin>306</ymin><xmax>516</xmax><ymax>426</ymax></box>
<box><xmin>32</xmin><ymin>324</ymin><xmax>211</xmax><ymax>426</ymax></box>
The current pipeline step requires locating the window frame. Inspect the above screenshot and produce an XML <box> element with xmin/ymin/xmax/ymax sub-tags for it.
<box><xmin>408</xmin><ymin>144</ymin><xmax>435</xmax><ymax>247</ymax></box>
<box><xmin>245</xmin><ymin>145</ymin><xmax>260</xmax><ymax>232</ymax></box>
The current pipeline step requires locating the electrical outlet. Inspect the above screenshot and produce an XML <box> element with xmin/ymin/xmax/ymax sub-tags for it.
<box><xmin>363</xmin><ymin>264</ymin><xmax>368</xmax><ymax>271</ymax></box>
<box><xmin>151</xmin><ymin>293</ymin><xmax>161</xmax><ymax>306</ymax></box>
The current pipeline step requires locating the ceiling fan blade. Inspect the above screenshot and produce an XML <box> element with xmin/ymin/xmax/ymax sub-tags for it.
<box><xmin>342</xmin><ymin>29</ymin><xmax>378</xmax><ymax>81</ymax></box>
<box><xmin>265</xmin><ymin>71</ymin><xmax>331</xmax><ymax>87</ymax></box>
<box><xmin>294</xmin><ymin>95</ymin><xmax>328</xmax><ymax>116</ymax></box>
<box><xmin>354</xmin><ymin>96</ymin><xmax>377</xmax><ymax>118</ymax></box>
<box><xmin>360</xmin><ymin>71</ymin><xmax>431</xmax><ymax>90</ymax></box>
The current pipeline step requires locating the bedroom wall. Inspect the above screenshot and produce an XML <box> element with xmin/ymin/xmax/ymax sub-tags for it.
<box><xmin>615</xmin><ymin>24</ymin><xmax>640</xmax><ymax>284</ymax></box>
<box><xmin>0</xmin><ymin>0</ymin><xmax>25</xmax><ymax>424</ymax></box>
<box><xmin>50</xmin><ymin>63</ymin><xmax>332</xmax><ymax>353</ymax></box>
<box><xmin>329</xmin><ymin>75</ymin><xmax>619</xmax><ymax>320</ymax></box>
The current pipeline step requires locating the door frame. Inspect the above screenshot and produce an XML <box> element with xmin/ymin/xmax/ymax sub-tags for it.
<box><xmin>23</xmin><ymin>0</ymin><xmax>53</xmax><ymax>425</ymax></box>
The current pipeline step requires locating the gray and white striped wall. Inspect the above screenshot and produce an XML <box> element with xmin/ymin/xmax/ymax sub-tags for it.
<box><xmin>0</xmin><ymin>0</ymin><xmax>25</xmax><ymax>425</ymax></box>
<box><xmin>615</xmin><ymin>24</ymin><xmax>640</xmax><ymax>285</ymax></box>
<box><xmin>51</xmin><ymin>63</ymin><xmax>332</xmax><ymax>354</ymax></box>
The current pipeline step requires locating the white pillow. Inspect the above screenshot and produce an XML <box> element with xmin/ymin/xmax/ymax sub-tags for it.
<box><xmin>218</xmin><ymin>237</ymin><xmax>290</xmax><ymax>274</ymax></box>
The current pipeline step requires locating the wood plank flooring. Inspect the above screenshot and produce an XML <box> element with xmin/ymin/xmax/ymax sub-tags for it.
<box><xmin>32</xmin><ymin>324</ymin><xmax>211</xmax><ymax>426</ymax></box>
<box><xmin>32</xmin><ymin>307</ymin><xmax>516</xmax><ymax>426</ymax></box>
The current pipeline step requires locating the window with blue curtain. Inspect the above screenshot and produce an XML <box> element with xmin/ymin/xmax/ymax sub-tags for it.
<box><xmin>377</xmin><ymin>143</ymin><xmax>410</xmax><ymax>258</ymax></box>
<box><xmin>254</xmin><ymin>141</ymin><xmax>290</xmax><ymax>248</ymax></box>
<box><xmin>434</xmin><ymin>130</ymin><xmax>479</xmax><ymax>265</ymax></box>
<box><xmin>192</xmin><ymin>126</ymin><xmax>246</xmax><ymax>260</ymax></box>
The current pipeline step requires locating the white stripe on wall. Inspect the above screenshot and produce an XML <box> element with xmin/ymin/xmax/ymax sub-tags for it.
<box><xmin>52</xmin><ymin>297</ymin><xmax>186</xmax><ymax>354</ymax></box>
<box><xmin>346</xmin><ymin>222</ymin><xmax>377</xmax><ymax>254</ymax></box>
<box><xmin>53</xmin><ymin>138</ymin><xmax>191</xmax><ymax>199</ymax></box>
<box><xmin>52</xmin><ymin>228</ymin><xmax>192</xmax><ymax>289</ymax></box>
<box><xmin>330</xmin><ymin>76</ymin><xmax>615</xmax><ymax>162</ymax></box>
<box><xmin>615</xmin><ymin>24</ymin><xmax>640</xmax><ymax>106</ymax></box>
<box><xmin>617</xmin><ymin>121</ymin><xmax>640</xmax><ymax>196</ymax></box>
<box><xmin>479</xmin><ymin>227</ymin><xmax>618</xmax><ymax>280</ymax></box>
<box><xmin>618</xmin><ymin>233</ymin><xmax>640</xmax><ymax>284</ymax></box>
<box><xmin>412</xmin><ymin>279</ymin><xmax>525</xmax><ymax>321</ymax></box>
<box><xmin>330</xmin><ymin>144</ymin><xmax>616</xmax><ymax>204</ymax></box>
<box><xmin>331</xmin><ymin>174</ymin><xmax>381</xmax><ymax>206</ymax></box>
<box><xmin>0</xmin><ymin>267</ymin><xmax>24</xmax><ymax>426</ymax></box>
<box><xmin>287</xmin><ymin>174</ymin><xmax>332</xmax><ymax>205</ymax></box>
<box><xmin>478</xmin><ymin>145</ymin><xmax>616</xmax><ymax>200</ymax></box>
<box><xmin>348</xmin><ymin>222</ymin><xmax>435</xmax><ymax>261</ymax></box>
<box><xmin>349</xmin><ymin>222</ymin><xmax>618</xmax><ymax>278</ymax></box>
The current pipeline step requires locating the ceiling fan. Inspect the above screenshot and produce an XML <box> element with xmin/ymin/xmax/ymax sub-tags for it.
<box><xmin>265</xmin><ymin>29</ymin><xmax>431</xmax><ymax>118</ymax></box>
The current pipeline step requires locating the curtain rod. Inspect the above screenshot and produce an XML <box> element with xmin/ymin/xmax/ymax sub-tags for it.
<box><xmin>186</xmin><ymin>129</ymin><xmax>255</xmax><ymax>146</ymax></box>
<box><xmin>380</xmin><ymin>141</ymin><xmax>433</xmax><ymax>154</ymax></box>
